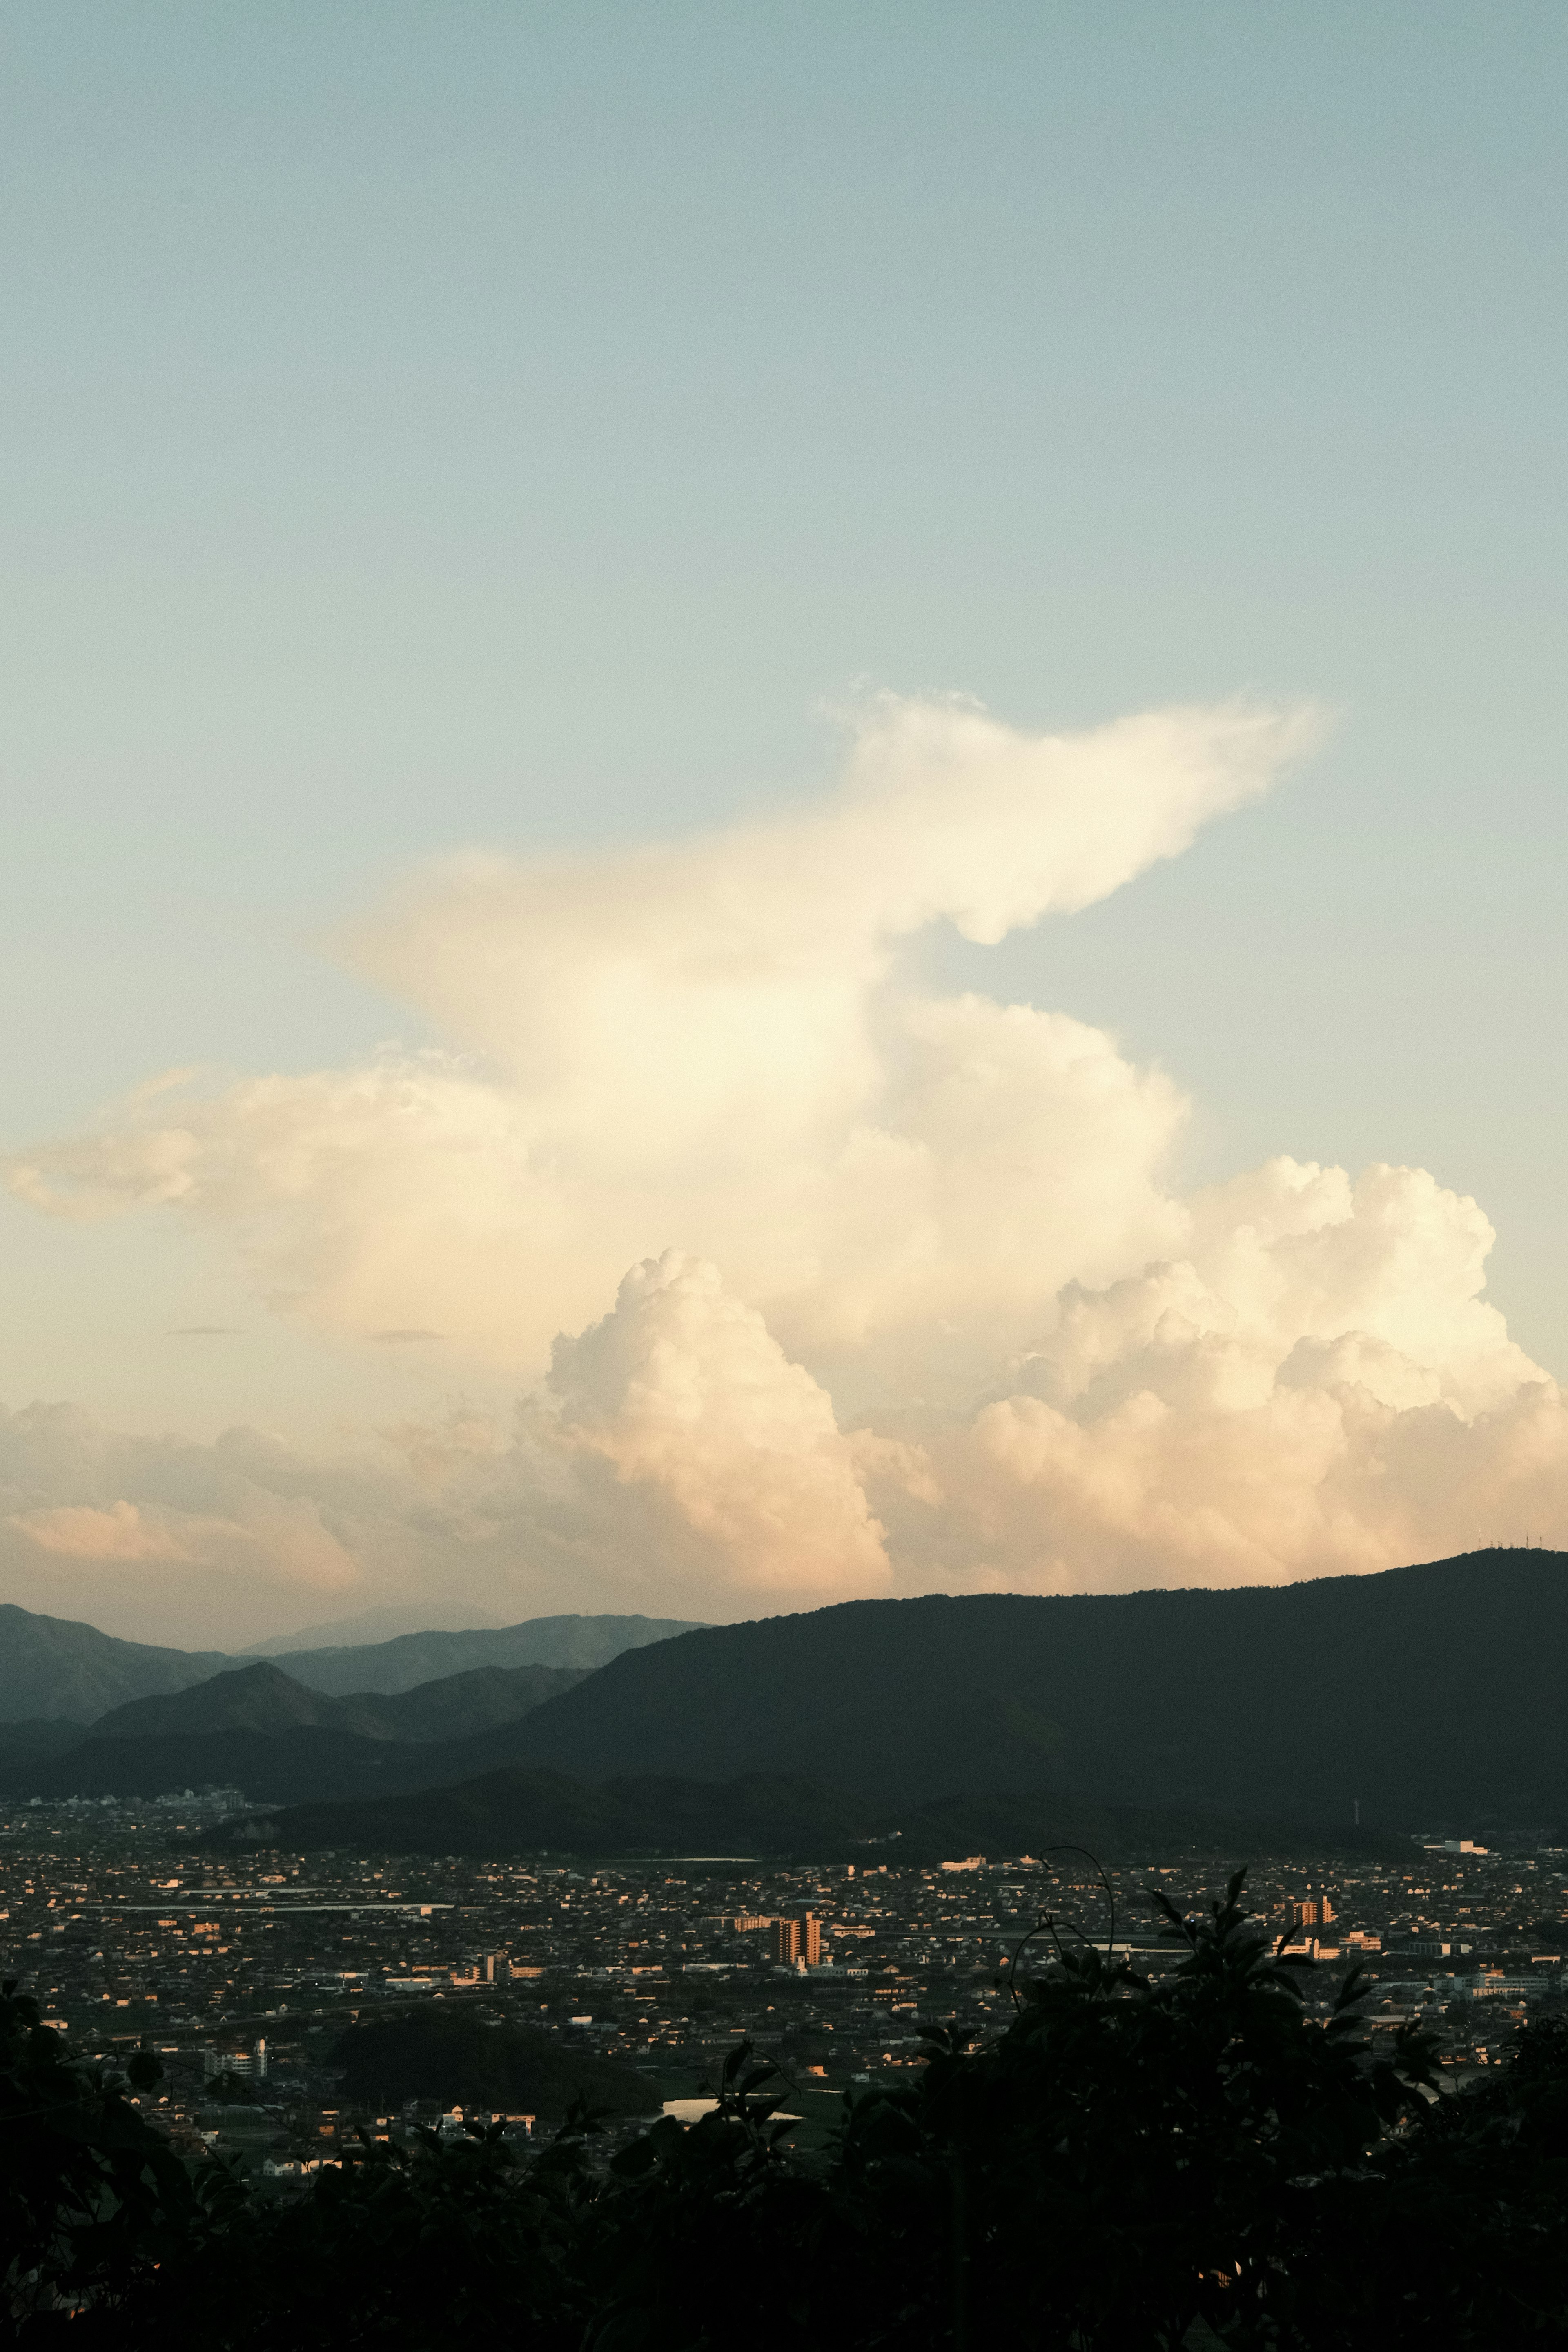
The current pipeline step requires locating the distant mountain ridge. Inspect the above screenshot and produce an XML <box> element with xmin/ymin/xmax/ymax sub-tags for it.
<box><xmin>0</xmin><ymin>1603</ymin><xmax>702</xmax><ymax>1720</ymax></box>
<box><xmin>0</xmin><ymin>1660</ymin><xmax>595</xmax><ymax>1805</ymax></box>
<box><xmin>0</xmin><ymin>1605</ymin><xmax>231</xmax><ymax>1723</ymax></box>
<box><xmin>88</xmin><ymin>1659</ymin><xmax>588</xmax><ymax>1744</ymax></box>
<box><xmin>12</xmin><ymin>1552</ymin><xmax>1568</xmax><ymax>1838</ymax></box>
<box><xmin>266</xmin><ymin>1613</ymin><xmax>706</xmax><ymax>1695</ymax></box>
<box><xmin>485</xmin><ymin>1550</ymin><xmax>1568</xmax><ymax>1838</ymax></box>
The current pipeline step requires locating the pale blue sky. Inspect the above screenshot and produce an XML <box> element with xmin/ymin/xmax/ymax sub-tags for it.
<box><xmin>3</xmin><ymin>1</ymin><xmax>1567</xmax><ymax>1429</ymax></box>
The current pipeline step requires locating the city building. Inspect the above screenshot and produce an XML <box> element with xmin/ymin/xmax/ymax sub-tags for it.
<box><xmin>203</xmin><ymin>2037</ymin><xmax>268</xmax><ymax>2081</ymax></box>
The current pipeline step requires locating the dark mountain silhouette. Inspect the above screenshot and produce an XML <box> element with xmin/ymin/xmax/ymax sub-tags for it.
<box><xmin>364</xmin><ymin>1661</ymin><xmax>590</xmax><ymax>1740</ymax></box>
<box><xmin>14</xmin><ymin>1551</ymin><xmax>1564</xmax><ymax>1834</ymax></box>
<box><xmin>484</xmin><ymin>1550</ymin><xmax>1568</xmax><ymax>1837</ymax></box>
<box><xmin>90</xmin><ymin>1663</ymin><xmax>396</xmax><ymax>1742</ymax></box>
<box><xmin>0</xmin><ymin>1602</ymin><xmax>695</xmax><ymax>1722</ymax></box>
<box><xmin>0</xmin><ymin>1604</ymin><xmax>230</xmax><ymax>1722</ymax></box>
<box><xmin>0</xmin><ymin>1717</ymin><xmax>90</xmax><ymax>1764</ymax></box>
<box><xmin>11</xmin><ymin>1727</ymin><xmax>437</xmax><ymax>1805</ymax></box>
<box><xmin>1</xmin><ymin>1664</ymin><xmax>592</xmax><ymax>1803</ymax></box>
<box><xmin>87</xmin><ymin>1659</ymin><xmax>588</xmax><ymax>1745</ymax></box>
<box><xmin>266</xmin><ymin>1613</ymin><xmax>706</xmax><ymax>1696</ymax></box>
<box><xmin>230</xmin><ymin>1764</ymin><xmax>1408</xmax><ymax>1865</ymax></box>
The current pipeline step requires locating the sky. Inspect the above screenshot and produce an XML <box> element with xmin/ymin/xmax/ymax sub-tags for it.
<box><xmin>2</xmin><ymin>3</ymin><xmax>1567</xmax><ymax>1646</ymax></box>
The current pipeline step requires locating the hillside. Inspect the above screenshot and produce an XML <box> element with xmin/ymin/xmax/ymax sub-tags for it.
<box><xmin>232</xmin><ymin>1763</ymin><xmax>1408</xmax><ymax>1864</ymax></box>
<box><xmin>491</xmin><ymin>1550</ymin><xmax>1568</xmax><ymax>1837</ymax></box>
<box><xmin>0</xmin><ymin>1602</ymin><xmax>687</xmax><ymax>1722</ymax></box>
<box><xmin>366</xmin><ymin>1661</ymin><xmax>589</xmax><ymax>1739</ymax></box>
<box><xmin>0</xmin><ymin>1717</ymin><xmax>90</xmax><ymax>1764</ymax></box>
<box><xmin>0</xmin><ymin>1662</ymin><xmax>592</xmax><ymax>1802</ymax></box>
<box><xmin>0</xmin><ymin>1604</ymin><xmax>230</xmax><ymax>1721</ymax></box>
<box><xmin>11</xmin><ymin>1726</ymin><xmax>439</xmax><ymax>1805</ymax></box>
<box><xmin>86</xmin><ymin>1659</ymin><xmax>588</xmax><ymax>1745</ymax></box>
<box><xmin>89</xmin><ymin>1663</ymin><xmax>396</xmax><ymax>1742</ymax></box>
<box><xmin>269</xmin><ymin>1613</ymin><xmax>706</xmax><ymax>1695</ymax></box>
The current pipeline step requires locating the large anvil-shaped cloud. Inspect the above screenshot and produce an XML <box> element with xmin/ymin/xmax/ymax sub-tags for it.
<box><xmin>6</xmin><ymin>695</ymin><xmax>1308</xmax><ymax>1400</ymax></box>
<box><xmin>10</xmin><ymin>689</ymin><xmax>1557</xmax><ymax>1635</ymax></box>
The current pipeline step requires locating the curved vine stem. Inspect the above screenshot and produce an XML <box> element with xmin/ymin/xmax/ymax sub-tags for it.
<box><xmin>1004</xmin><ymin>1845</ymin><xmax>1116</xmax><ymax>2011</ymax></box>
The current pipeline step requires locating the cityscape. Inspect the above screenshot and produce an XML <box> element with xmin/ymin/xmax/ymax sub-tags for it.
<box><xmin>7</xmin><ymin>1791</ymin><xmax>1567</xmax><ymax>2180</ymax></box>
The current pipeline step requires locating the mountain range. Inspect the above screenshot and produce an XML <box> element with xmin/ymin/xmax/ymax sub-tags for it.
<box><xmin>0</xmin><ymin>1603</ymin><xmax>703</xmax><ymax>1720</ymax></box>
<box><xmin>259</xmin><ymin>1614</ymin><xmax>706</xmax><ymax>1695</ymax></box>
<box><xmin>0</xmin><ymin>1659</ymin><xmax>595</xmax><ymax>1806</ymax></box>
<box><xmin>6</xmin><ymin>1549</ymin><xmax>1566</xmax><ymax>1844</ymax></box>
<box><xmin>477</xmin><ymin>1548</ymin><xmax>1568</xmax><ymax>1840</ymax></box>
<box><xmin>87</xmin><ymin>1659</ymin><xmax>586</xmax><ymax>1743</ymax></box>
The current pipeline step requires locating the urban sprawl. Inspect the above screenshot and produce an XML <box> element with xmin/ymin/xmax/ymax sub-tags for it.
<box><xmin>5</xmin><ymin>1791</ymin><xmax>1562</xmax><ymax>2177</ymax></box>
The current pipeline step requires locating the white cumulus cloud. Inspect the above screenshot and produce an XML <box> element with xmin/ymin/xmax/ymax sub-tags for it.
<box><xmin>5</xmin><ymin>694</ymin><xmax>1304</xmax><ymax>1400</ymax></box>
<box><xmin>7</xmin><ymin>687</ymin><xmax>1565</xmax><ymax>1643</ymax></box>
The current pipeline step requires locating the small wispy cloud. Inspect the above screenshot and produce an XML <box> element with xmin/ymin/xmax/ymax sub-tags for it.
<box><xmin>168</xmin><ymin>1325</ymin><xmax>241</xmax><ymax>1337</ymax></box>
<box><xmin>371</xmin><ymin>1328</ymin><xmax>443</xmax><ymax>1344</ymax></box>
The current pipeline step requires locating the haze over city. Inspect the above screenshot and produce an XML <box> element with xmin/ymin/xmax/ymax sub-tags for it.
<box><xmin>4</xmin><ymin>5</ymin><xmax>1567</xmax><ymax>1647</ymax></box>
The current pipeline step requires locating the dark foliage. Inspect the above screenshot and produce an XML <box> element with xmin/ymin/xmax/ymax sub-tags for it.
<box><xmin>9</xmin><ymin>1873</ymin><xmax>1568</xmax><ymax>2348</ymax></box>
<box><xmin>1</xmin><ymin>1978</ymin><xmax>205</xmax><ymax>2329</ymax></box>
<box><xmin>328</xmin><ymin>2008</ymin><xmax>660</xmax><ymax>2119</ymax></box>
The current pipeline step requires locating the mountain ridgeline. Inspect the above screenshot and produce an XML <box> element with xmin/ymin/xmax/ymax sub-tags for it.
<box><xmin>0</xmin><ymin>1658</ymin><xmax>599</xmax><ymax>1806</ymax></box>
<box><xmin>259</xmin><ymin>1613</ymin><xmax>707</xmax><ymax>1696</ymax></box>
<box><xmin>481</xmin><ymin>1548</ymin><xmax>1568</xmax><ymax>1842</ymax></box>
<box><xmin>0</xmin><ymin>1604</ymin><xmax>705</xmax><ymax>1720</ymax></box>
<box><xmin>87</xmin><ymin>1660</ymin><xmax>588</xmax><ymax>1744</ymax></box>
<box><xmin>0</xmin><ymin>1606</ymin><xmax>232</xmax><ymax>1724</ymax></box>
<box><xmin>0</xmin><ymin>1612</ymin><xmax>705</xmax><ymax>1810</ymax></box>
<box><xmin>4</xmin><ymin>1550</ymin><xmax>1566</xmax><ymax>1845</ymax></box>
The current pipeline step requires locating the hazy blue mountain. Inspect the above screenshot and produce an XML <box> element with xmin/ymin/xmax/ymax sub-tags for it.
<box><xmin>0</xmin><ymin>1601</ymin><xmax>693</xmax><ymax>1722</ymax></box>
<box><xmin>0</xmin><ymin>1604</ymin><xmax>230</xmax><ymax>1722</ymax></box>
<box><xmin>84</xmin><ymin>1658</ymin><xmax>589</xmax><ymax>1746</ymax></box>
<box><xmin>89</xmin><ymin>1662</ymin><xmax>396</xmax><ymax>1742</ymax></box>
<box><xmin>486</xmin><ymin>1550</ymin><xmax>1568</xmax><ymax>1838</ymax></box>
<box><xmin>225</xmin><ymin>1764</ymin><xmax>1407</xmax><ymax>1864</ymax></box>
<box><xmin>240</xmin><ymin>1602</ymin><xmax>508</xmax><ymax>1654</ymax></box>
<box><xmin>267</xmin><ymin>1613</ymin><xmax>706</xmax><ymax>1695</ymax></box>
<box><xmin>1</xmin><ymin>1659</ymin><xmax>595</xmax><ymax>1801</ymax></box>
<box><xmin>369</xmin><ymin>1662</ymin><xmax>588</xmax><ymax>1740</ymax></box>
